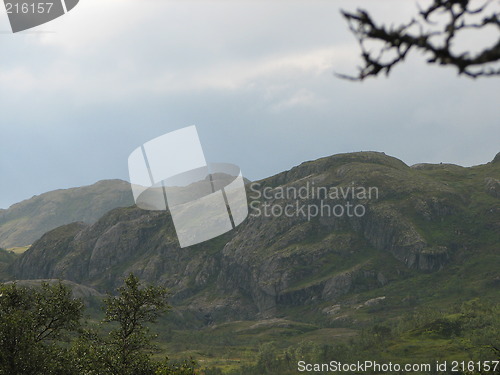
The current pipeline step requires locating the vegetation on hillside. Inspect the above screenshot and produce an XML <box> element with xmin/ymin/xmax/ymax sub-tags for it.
<box><xmin>1</xmin><ymin>152</ymin><xmax>498</xmax><ymax>374</ymax></box>
<box><xmin>212</xmin><ymin>300</ymin><xmax>500</xmax><ymax>374</ymax></box>
<box><xmin>0</xmin><ymin>275</ymin><xmax>197</xmax><ymax>375</ymax></box>
<box><xmin>1</xmin><ymin>276</ymin><xmax>497</xmax><ymax>374</ymax></box>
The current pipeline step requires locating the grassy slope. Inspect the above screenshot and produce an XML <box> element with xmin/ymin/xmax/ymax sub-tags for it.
<box><xmin>155</xmin><ymin>159</ymin><xmax>499</xmax><ymax>372</ymax></box>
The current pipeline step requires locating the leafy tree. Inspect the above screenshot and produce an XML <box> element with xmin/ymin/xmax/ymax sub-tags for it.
<box><xmin>0</xmin><ymin>281</ymin><xmax>83</xmax><ymax>375</ymax></box>
<box><xmin>339</xmin><ymin>0</ymin><xmax>500</xmax><ymax>80</ymax></box>
<box><xmin>73</xmin><ymin>274</ymin><xmax>196</xmax><ymax>375</ymax></box>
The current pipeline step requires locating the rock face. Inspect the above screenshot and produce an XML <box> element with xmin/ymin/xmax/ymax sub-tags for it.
<box><xmin>9</xmin><ymin>151</ymin><xmax>500</xmax><ymax>323</ymax></box>
<box><xmin>485</xmin><ymin>177</ymin><xmax>500</xmax><ymax>198</ymax></box>
<box><xmin>0</xmin><ymin>179</ymin><xmax>134</xmax><ymax>248</ymax></box>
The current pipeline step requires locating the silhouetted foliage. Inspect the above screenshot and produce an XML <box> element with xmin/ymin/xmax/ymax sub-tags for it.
<box><xmin>340</xmin><ymin>0</ymin><xmax>500</xmax><ymax>80</ymax></box>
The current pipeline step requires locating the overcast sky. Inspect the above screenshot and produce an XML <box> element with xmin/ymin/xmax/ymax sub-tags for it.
<box><xmin>0</xmin><ymin>0</ymin><xmax>499</xmax><ymax>209</ymax></box>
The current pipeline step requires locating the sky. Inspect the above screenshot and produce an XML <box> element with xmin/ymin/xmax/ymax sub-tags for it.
<box><xmin>0</xmin><ymin>0</ymin><xmax>499</xmax><ymax>209</ymax></box>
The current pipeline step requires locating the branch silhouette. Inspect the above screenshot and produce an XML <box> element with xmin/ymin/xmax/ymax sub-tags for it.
<box><xmin>339</xmin><ymin>0</ymin><xmax>500</xmax><ymax>80</ymax></box>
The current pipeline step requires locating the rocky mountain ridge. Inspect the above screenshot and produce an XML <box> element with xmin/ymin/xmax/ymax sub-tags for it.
<box><xmin>9</xmin><ymin>151</ymin><xmax>500</xmax><ymax>325</ymax></box>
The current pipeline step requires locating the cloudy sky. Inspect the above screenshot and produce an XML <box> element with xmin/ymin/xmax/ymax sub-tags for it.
<box><xmin>0</xmin><ymin>0</ymin><xmax>499</xmax><ymax>209</ymax></box>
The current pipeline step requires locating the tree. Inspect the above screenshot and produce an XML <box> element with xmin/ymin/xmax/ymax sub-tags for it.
<box><xmin>0</xmin><ymin>281</ymin><xmax>83</xmax><ymax>375</ymax></box>
<box><xmin>0</xmin><ymin>276</ymin><xmax>197</xmax><ymax>374</ymax></box>
<box><xmin>73</xmin><ymin>274</ymin><xmax>194</xmax><ymax>375</ymax></box>
<box><xmin>339</xmin><ymin>0</ymin><xmax>500</xmax><ymax>80</ymax></box>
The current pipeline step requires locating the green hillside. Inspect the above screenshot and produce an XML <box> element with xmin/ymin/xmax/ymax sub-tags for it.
<box><xmin>5</xmin><ymin>151</ymin><xmax>500</xmax><ymax>373</ymax></box>
<box><xmin>0</xmin><ymin>179</ymin><xmax>134</xmax><ymax>248</ymax></box>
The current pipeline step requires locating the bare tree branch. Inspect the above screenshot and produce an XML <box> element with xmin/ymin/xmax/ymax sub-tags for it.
<box><xmin>339</xmin><ymin>0</ymin><xmax>500</xmax><ymax>80</ymax></box>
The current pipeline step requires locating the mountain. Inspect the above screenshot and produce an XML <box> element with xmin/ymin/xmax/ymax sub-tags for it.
<box><xmin>0</xmin><ymin>179</ymin><xmax>134</xmax><ymax>249</ymax></box>
<box><xmin>9</xmin><ymin>151</ymin><xmax>500</xmax><ymax>328</ymax></box>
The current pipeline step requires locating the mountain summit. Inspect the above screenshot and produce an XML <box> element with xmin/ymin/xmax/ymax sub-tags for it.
<box><xmin>9</xmin><ymin>151</ymin><xmax>500</xmax><ymax>324</ymax></box>
<box><xmin>0</xmin><ymin>179</ymin><xmax>134</xmax><ymax>248</ymax></box>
